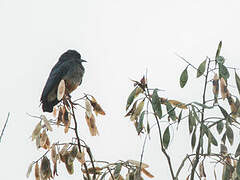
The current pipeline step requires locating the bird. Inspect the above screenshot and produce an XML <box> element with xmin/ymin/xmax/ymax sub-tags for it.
<box><xmin>40</xmin><ymin>50</ymin><xmax>86</xmax><ymax>112</ymax></box>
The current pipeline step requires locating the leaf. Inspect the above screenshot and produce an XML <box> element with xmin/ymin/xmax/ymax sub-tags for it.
<box><xmin>215</xmin><ymin>41</ymin><xmax>222</xmax><ymax>61</ymax></box>
<box><xmin>220</xmin><ymin>77</ymin><xmax>228</xmax><ymax>100</ymax></box>
<box><xmin>151</xmin><ymin>89</ymin><xmax>162</xmax><ymax>119</ymax></box>
<box><xmin>220</xmin><ymin>144</ymin><xmax>228</xmax><ymax>156</ymax></box>
<box><xmin>235</xmin><ymin>72</ymin><xmax>240</xmax><ymax>96</ymax></box>
<box><xmin>191</xmin><ymin>127</ymin><xmax>196</xmax><ymax>150</ymax></box>
<box><xmin>218</xmin><ymin>105</ymin><xmax>231</xmax><ymax>123</ymax></box>
<box><xmin>208</xmin><ymin>130</ymin><xmax>218</xmax><ymax>146</ymax></box>
<box><xmin>147</xmin><ymin>121</ymin><xmax>150</xmax><ymax>134</ymax></box>
<box><xmin>63</xmin><ymin>109</ymin><xmax>71</xmax><ymax>134</ymax></box>
<box><xmin>217</xmin><ymin>56</ymin><xmax>225</xmax><ymax>64</ymax></box>
<box><xmin>166</xmin><ymin>102</ymin><xmax>177</xmax><ymax>121</ymax></box>
<box><xmin>137</xmin><ymin>111</ymin><xmax>145</xmax><ymax>135</ymax></box>
<box><xmin>57</xmin><ymin>79</ymin><xmax>65</xmax><ymax>101</ymax></box>
<box><xmin>222</xmin><ymin>164</ymin><xmax>231</xmax><ymax>180</ymax></box>
<box><xmin>235</xmin><ymin>143</ymin><xmax>240</xmax><ymax>158</ymax></box>
<box><xmin>192</xmin><ymin>102</ymin><xmax>213</xmax><ymax>109</ymax></box>
<box><xmin>141</xmin><ymin>168</ymin><xmax>154</xmax><ymax>178</ymax></box>
<box><xmin>40</xmin><ymin>156</ymin><xmax>52</xmax><ymax>179</ymax></box>
<box><xmin>127</xmin><ymin>160</ymin><xmax>149</xmax><ymax>169</ymax></box>
<box><xmin>163</xmin><ymin>126</ymin><xmax>170</xmax><ymax>149</ymax></box>
<box><xmin>126</xmin><ymin>87</ymin><xmax>142</xmax><ymax>111</ymax></box>
<box><xmin>89</xmin><ymin>96</ymin><xmax>105</xmax><ymax>116</ymax></box>
<box><xmin>226</xmin><ymin>125</ymin><xmax>234</xmax><ymax>145</ymax></box>
<box><xmin>222</xmin><ymin>132</ymin><xmax>226</xmax><ymax>144</ymax></box>
<box><xmin>134</xmin><ymin>100</ymin><xmax>145</xmax><ymax>119</ymax></box>
<box><xmin>216</xmin><ymin>120</ymin><xmax>224</xmax><ymax>134</ymax></box>
<box><xmin>188</xmin><ymin>110</ymin><xmax>195</xmax><ymax>134</ymax></box>
<box><xmin>51</xmin><ymin>144</ymin><xmax>57</xmax><ymax>164</ymax></box>
<box><xmin>114</xmin><ymin>163</ymin><xmax>122</xmax><ymax>179</ymax></box>
<box><xmin>197</xmin><ymin>59</ymin><xmax>206</xmax><ymax>78</ymax></box>
<box><xmin>40</xmin><ymin>115</ymin><xmax>53</xmax><ymax>132</ymax></box>
<box><xmin>32</xmin><ymin>122</ymin><xmax>42</xmax><ymax>141</ymax></box>
<box><xmin>60</xmin><ymin>143</ymin><xmax>69</xmax><ymax>157</ymax></box>
<box><xmin>192</xmin><ymin>106</ymin><xmax>200</xmax><ymax>122</ymax></box>
<box><xmin>237</xmin><ymin>157</ymin><xmax>240</xmax><ymax>178</ymax></box>
<box><xmin>177</xmin><ymin>110</ymin><xmax>183</xmax><ymax>127</ymax></box>
<box><xmin>212</xmin><ymin>73</ymin><xmax>219</xmax><ymax>104</ymax></box>
<box><xmin>168</xmin><ymin>100</ymin><xmax>187</xmax><ymax>109</ymax></box>
<box><xmin>85</xmin><ymin>99</ymin><xmax>92</xmax><ymax>118</ymax></box>
<box><xmin>76</xmin><ymin>151</ymin><xmax>85</xmax><ymax>165</ymax></box>
<box><xmin>85</xmin><ymin>113</ymin><xmax>99</xmax><ymax>136</ymax></box>
<box><xmin>35</xmin><ymin>162</ymin><xmax>40</xmax><ymax>180</ymax></box>
<box><xmin>99</xmin><ymin>171</ymin><xmax>108</xmax><ymax>180</ymax></box>
<box><xmin>219</xmin><ymin>63</ymin><xmax>230</xmax><ymax>81</ymax></box>
<box><xmin>180</xmin><ymin>67</ymin><xmax>188</xmax><ymax>88</ymax></box>
<box><xmin>26</xmin><ymin>162</ymin><xmax>34</xmax><ymax>178</ymax></box>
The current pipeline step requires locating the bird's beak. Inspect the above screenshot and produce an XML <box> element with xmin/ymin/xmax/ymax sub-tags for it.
<box><xmin>81</xmin><ymin>59</ymin><xmax>87</xmax><ymax>63</ymax></box>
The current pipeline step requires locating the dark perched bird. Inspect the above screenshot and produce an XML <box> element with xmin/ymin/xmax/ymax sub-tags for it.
<box><xmin>40</xmin><ymin>50</ymin><xmax>86</xmax><ymax>112</ymax></box>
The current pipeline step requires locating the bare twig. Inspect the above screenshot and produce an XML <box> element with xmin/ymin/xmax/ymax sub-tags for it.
<box><xmin>0</xmin><ymin>112</ymin><xmax>10</xmax><ymax>143</ymax></box>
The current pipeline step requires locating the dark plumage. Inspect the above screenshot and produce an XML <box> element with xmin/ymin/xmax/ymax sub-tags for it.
<box><xmin>40</xmin><ymin>50</ymin><xmax>86</xmax><ymax>112</ymax></box>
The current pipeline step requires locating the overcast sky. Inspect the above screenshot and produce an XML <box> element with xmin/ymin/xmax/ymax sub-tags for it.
<box><xmin>0</xmin><ymin>0</ymin><xmax>240</xmax><ymax>179</ymax></box>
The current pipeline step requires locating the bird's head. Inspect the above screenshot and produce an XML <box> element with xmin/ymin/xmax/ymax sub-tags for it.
<box><xmin>59</xmin><ymin>50</ymin><xmax>87</xmax><ymax>63</ymax></box>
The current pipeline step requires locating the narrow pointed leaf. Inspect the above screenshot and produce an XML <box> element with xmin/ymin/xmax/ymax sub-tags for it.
<box><xmin>151</xmin><ymin>89</ymin><xmax>162</xmax><ymax>119</ymax></box>
<box><xmin>163</xmin><ymin>126</ymin><xmax>170</xmax><ymax>149</ymax></box>
<box><xmin>216</xmin><ymin>120</ymin><xmax>224</xmax><ymax>134</ymax></box>
<box><xmin>208</xmin><ymin>130</ymin><xmax>218</xmax><ymax>146</ymax></box>
<box><xmin>126</xmin><ymin>88</ymin><xmax>137</xmax><ymax>110</ymax></box>
<box><xmin>218</xmin><ymin>105</ymin><xmax>231</xmax><ymax>123</ymax></box>
<box><xmin>235</xmin><ymin>72</ymin><xmax>240</xmax><ymax>96</ymax></box>
<box><xmin>137</xmin><ymin>111</ymin><xmax>145</xmax><ymax>135</ymax></box>
<box><xmin>197</xmin><ymin>60</ymin><xmax>206</xmax><ymax>78</ymax></box>
<box><xmin>235</xmin><ymin>143</ymin><xmax>240</xmax><ymax>158</ymax></box>
<box><xmin>226</xmin><ymin>125</ymin><xmax>234</xmax><ymax>145</ymax></box>
<box><xmin>177</xmin><ymin>110</ymin><xmax>183</xmax><ymax>128</ymax></box>
<box><xmin>215</xmin><ymin>41</ymin><xmax>222</xmax><ymax>61</ymax></box>
<box><xmin>180</xmin><ymin>67</ymin><xmax>188</xmax><ymax>88</ymax></box>
<box><xmin>191</xmin><ymin>127</ymin><xmax>196</xmax><ymax>150</ymax></box>
<box><xmin>166</xmin><ymin>102</ymin><xmax>177</xmax><ymax>121</ymax></box>
<box><xmin>188</xmin><ymin>110</ymin><xmax>195</xmax><ymax>134</ymax></box>
<box><xmin>192</xmin><ymin>102</ymin><xmax>213</xmax><ymax>109</ymax></box>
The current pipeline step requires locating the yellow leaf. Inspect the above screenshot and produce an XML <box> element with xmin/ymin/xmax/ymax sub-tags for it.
<box><xmin>35</xmin><ymin>134</ymin><xmax>40</xmax><ymax>149</ymax></box>
<box><xmin>32</xmin><ymin>122</ymin><xmax>42</xmax><ymax>141</ymax></box>
<box><xmin>85</xmin><ymin>99</ymin><xmax>92</xmax><ymax>118</ymax></box>
<box><xmin>134</xmin><ymin>100</ymin><xmax>145</xmax><ymax>117</ymax></box>
<box><xmin>40</xmin><ymin>115</ymin><xmax>53</xmax><ymax>132</ymax></box>
<box><xmin>168</xmin><ymin>100</ymin><xmax>187</xmax><ymax>109</ymax></box>
<box><xmin>57</xmin><ymin>79</ymin><xmax>65</xmax><ymax>101</ymax></box>
<box><xmin>26</xmin><ymin>162</ymin><xmax>34</xmax><ymax>178</ymax></box>
<box><xmin>141</xmin><ymin>168</ymin><xmax>154</xmax><ymax>178</ymax></box>
<box><xmin>35</xmin><ymin>162</ymin><xmax>40</xmax><ymax>180</ymax></box>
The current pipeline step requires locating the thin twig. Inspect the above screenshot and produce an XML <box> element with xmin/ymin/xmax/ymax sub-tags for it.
<box><xmin>0</xmin><ymin>112</ymin><xmax>10</xmax><ymax>143</ymax></box>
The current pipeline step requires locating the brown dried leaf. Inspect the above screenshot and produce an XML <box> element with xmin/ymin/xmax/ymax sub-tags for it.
<box><xmin>32</xmin><ymin>122</ymin><xmax>42</xmax><ymax>141</ymax></box>
<box><xmin>70</xmin><ymin>145</ymin><xmax>78</xmax><ymax>159</ymax></box>
<box><xmin>60</xmin><ymin>143</ymin><xmax>69</xmax><ymax>156</ymax></box>
<box><xmin>76</xmin><ymin>151</ymin><xmax>85</xmax><ymax>165</ymax></box>
<box><xmin>57</xmin><ymin>106</ymin><xmax>64</xmax><ymax>126</ymax></box>
<box><xmin>57</xmin><ymin>79</ymin><xmax>65</xmax><ymax>101</ymax></box>
<box><xmin>26</xmin><ymin>162</ymin><xmax>34</xmax><ymax>178</ymax></box>
<box><xmin>133</xmin><ymin>100</ymin><xmax>144</xmax><ymax>118</ymax></box>
<box><xmin>82</xmin><ymin>167</ymin><xmax>102</xmax><ymax>174</ymax></box>
<box><xmin>90</xmin><ymin>96</ymin><xmax>105</xmax><ymax>116</ymax></box>
<box><xmin>199</xmin><ymin>161</ymin><xmax>206</xmax><ymax>177</ymax></box>
<box><xmin>63</xmin><ymin>109</ymin><xmax>71</xmax><ymax>133</ymax></box>
<box><xmin>168</xmin><ymin>100</ymin><xmax>187</xmax><ymax>109</ymax></box>
<box><xmin>40</xmin><ymin>157</ymin><xmax>52</xmax><ymax>180</ymax></box>
<box><xmin>51</xmin><ymin>144</ymin><xmax>57</xmax><ymax>164</ymax></box>
<box><xmin>35</xmin><ymin>162</ymin><xmax>40</xmax><ymax>180</ymax></box>
<box><xmin>36</xmin><ymin>134</ymin><xmax>40</xmax><ymax>149</ymax></box>
<box><xmin>40</xmin><ymin>115</ymin><xmax>53</xmax><ymax>132</ymax></box>
<box><xmin>53</xmin><ymin>106</ymin><xmax>57</xmax><ymax>118</ymax></box>
<box><xmin>212</xmin><ymin>73</ymin><xmax>219</xmax><ymax>104</ymax></box>
<box><xmin>42</xmin><ymin>136</ymin><xmax>50</xmax><ymax>150</ymax></box>
<box><xmin>127</xmin><ymin>160</ymin><xmax>149</xmax><ymax>169</ymax></box>
<box><xmin>40</xmin><ymin>130</ymin><xmax>48</xmax><ymax>148</ymax></box>
<box><xmin>85</xmin><ymin>99</ymin><xmax>92</xmax><ymax>118</ymax></box>
<box><xmin>141</xmin><ymin>168</ymin><xmax>154</xmax><ymax>178</ymax></box>
<box><xmin>65</xmin><ymin>160</ymin><xmax>74</xmax><ymax>175</ymax></box>
<box><xmin>220</xmin><ymin>77</ymin><xmax>228</xmax><ymax>100</ymax></box>
<box><xmin>85</xmin><ymin>113</ymin><xmax>99</xmax><ymax>136</ymax></box>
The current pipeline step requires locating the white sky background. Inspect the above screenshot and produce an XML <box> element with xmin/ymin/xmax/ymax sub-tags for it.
<box><xmin>0</xmin><ymin>0</ymin><xmax>240</xmax><ymax>179</ymax></box>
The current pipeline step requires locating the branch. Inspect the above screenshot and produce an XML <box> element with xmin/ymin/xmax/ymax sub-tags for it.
<box><xmin>0</xmin><ymin>112</ymin><xmax>10</xmax><ymax>143</ymax></box>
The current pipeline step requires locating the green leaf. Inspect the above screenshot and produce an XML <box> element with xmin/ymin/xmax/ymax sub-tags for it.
<box><xmin>163</xmin><ymin>126</ymin><xmax>170</xmax><ymax>149</ymax></box>
<box><xmin>215</xmin><ymin>41</ymin><xmax>222</xmax><ymax>61</ymax></box>
<box><xmin>219</xmin><ymin>63</ymin><xmax>230</xmax><ymax>81</ymax></box>
<box><xmin>152</xmin><ymin>89</ymin><xmax>162</xmax><ymax>119</ymax></box>
<box><xmin>188</xmin><ymin>110</ymin><xmax>195</xmax><ymax>134</ymax></box>
<box><xmin>191</xmin><ymin>127</ymin><xmax>196</xmax><ymax>150</ymax></box>
<box><xmin>197</xmin><ymin>59</ymin><xmax>206</xmax><ymax>78</ymax></box>
<box><xmin>126</xmin><ymin>88</ymin><xmax>137</xmax><ymax>110</ymax></box>
<box><xmin>202</xmin><ymin>124</ymin><xmax>209</xmax><ymax>136</ymax></box>
<box><xmin>114</xmin><ymin>163</ymin><xmax>122</xmax><ymax>179</ymax></box>
<box><xmin>216</xmin><ymin>120</ymin><xmax>224</xmax><ymax>134</ymax></box>
<box><xmin>208</xmin><ymin>130</ymin><xmax>218</xmax><ymax>146</ymax></box>
<box><xmin>192</xmin><ymin>106</ymin><xmax>200</xmax><ymax>122</ymax></box>
<box><xmin>216</xmin><ymin>56</ymin><xmax>225</xmax><ymax>64</ymax></box>
<box><xmin>235</xmin><ymin>142</ymin><xmax>240</xmax><ymax>158</ymax></box>
<box><xmin>226</xmin><ymin>124</ymin><xmax>234</xmax><ymax>145</ymax></box>
<box><xmin>192</xmin><ymin>102</ymin><xmax>213</xmax><ymax>109</ymax></box>
<box><xmin>137</xmin><ymin>111</ymin><xmax>145</xmax><ymax>135</ymax></box>
<box><xmin>180</xmin><ymin>67</ymin><xmax>188</xmax><ymax>88</ymax></box>
<box><xmin>177</xmin><ymin>110</ymin><xmax>183</xmax><ymax>126</ymax></box>
<box><xmin>218</xmin><ymin>105</ymin><xmax>231</xmax><ymax>123</ymax></box>
<box><xmin>147</xmin><ymin>121</ymin><xmax>150</xmax><ymax>134</ymax></box>
<box><xmin>237</xmin><ymin>157</ymin><xmax>240</xmax><ymax>178</ymax></box>
<box><xmin>207</xmin><ymin>137</ymin><xmax>211</xmax><ymax>155</ymax></box>
<box><xmin>99</xmin><ymin>171</ymin><xmax>108</xmax><ymax>180</ymax></box>
<box><xmin>235</xmin><ymin>72</ymin><xmax>240</xmax><ymax>96</ymax></box>
<box><xmin>166</xmin><ymin>102</ymin><xmax>177</xmax><ymax>121</ymax></box>
<box><xmin>222</xmin><ymin>132</ymin><xmax>226</xmax><ymax>144</ymax></box>
<box><xmin>222</xmin><ymin>164</ymin><xmax>232</xmax><ymax>180</ymax></box>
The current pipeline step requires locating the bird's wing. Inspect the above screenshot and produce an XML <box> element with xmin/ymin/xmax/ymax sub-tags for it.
<box><xmin>40</xmin><ymin>61</ymin><xmax>71</xmax><ymax>102</ymax></box>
